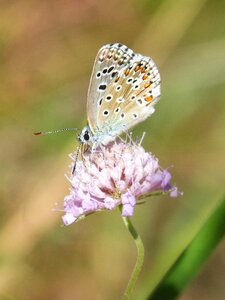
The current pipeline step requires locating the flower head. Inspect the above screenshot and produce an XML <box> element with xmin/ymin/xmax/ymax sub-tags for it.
<box><xmin>62</xmin><ymin>138</ymin><xmax>179</xmax><ymax>225</ymax></box>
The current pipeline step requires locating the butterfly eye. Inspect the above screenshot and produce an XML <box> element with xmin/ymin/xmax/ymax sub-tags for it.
<box><xmin>84</xmin><ymin>131</ymin><xmax>90</xmax><ymax>141</ymax></box>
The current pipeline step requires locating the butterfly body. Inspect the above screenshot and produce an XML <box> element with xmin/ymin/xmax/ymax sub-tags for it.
<box><xmin>78</xmin><ymin>122</ymin><xmax>125</xmax><ymax>146</ymax></box>
<box><xmin>78</xmin><ymin>43</ymin><xmax>161</xmax><ymax>146</ymax></box>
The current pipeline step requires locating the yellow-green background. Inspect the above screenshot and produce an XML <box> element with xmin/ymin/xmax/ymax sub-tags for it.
<box><xmin>0</xmin><ymin>0</ymin><xmax>224</xmax><ymax>299</ymax></box>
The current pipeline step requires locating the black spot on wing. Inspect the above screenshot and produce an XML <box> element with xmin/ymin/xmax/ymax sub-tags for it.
<box><xmin>98</xmin><ymin>84</ymin><xmax>107</xmax><ymax>91</ymax></box>
<box><xmin>108</xmin><ymin>66</ymin><xmax>114</xmax><ymax>73</ymax></box>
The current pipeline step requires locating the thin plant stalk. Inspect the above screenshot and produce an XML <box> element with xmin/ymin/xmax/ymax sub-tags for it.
<box><xmin>120</xmin><ymin>207</ymin><xmax>145</xmax><ymax>300</ymax></box>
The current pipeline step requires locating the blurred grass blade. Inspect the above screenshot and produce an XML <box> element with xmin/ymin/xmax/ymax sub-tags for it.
<box><xmin>148</xmin><ymin>195</ymin><xmax>225</xmax><ymax>300</ymax></box>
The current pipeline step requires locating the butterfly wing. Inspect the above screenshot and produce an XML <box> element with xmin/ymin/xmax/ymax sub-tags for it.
<box><xmin>96</xmin><ymin>48</ymin><xmax>161</xmax><ymax>136</ymax></box>
<box><xmin>87</xmin><ymin>43</ymin><xmax>135</xmax><ymax>134</ymax></box>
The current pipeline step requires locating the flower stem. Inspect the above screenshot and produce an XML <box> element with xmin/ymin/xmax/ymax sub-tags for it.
<box><xmin>120</xmin><ymin>209</ymin><xmax>145</xmax><ymax>300</ymax></box>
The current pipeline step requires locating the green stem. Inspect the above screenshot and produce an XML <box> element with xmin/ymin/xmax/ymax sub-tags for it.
<box><xmin>148</xmin><ymin>195</ymin><xmax>225</xmax><ymax>299</ymax></box>
<box><xmin>120</xmin><ymin>208</ymin><xmax>145</xmax><ymax>300</ymax></box>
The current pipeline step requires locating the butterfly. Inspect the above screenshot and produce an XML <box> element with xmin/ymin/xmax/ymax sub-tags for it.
<box><xmin>35</xmin><ymin>43</ymin><xmax>161</xmax><ymax>148</ymax></box>
<box><xmin>78</xmin><ymin>43</ymin><xmax>161</xmax><ymax>147</ymax></box>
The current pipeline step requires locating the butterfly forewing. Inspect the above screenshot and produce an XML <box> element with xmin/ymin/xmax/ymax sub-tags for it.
<box><xmin>87</xmin><ymin>43</ymin><xmax>135</xmax><ymax>134</ymax></box>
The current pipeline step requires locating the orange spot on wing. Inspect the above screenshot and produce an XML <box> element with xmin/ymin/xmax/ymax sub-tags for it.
<box><xmin>142</xmin><ymin>74</ymin><xmax>148</xmax><ymax>80</ymax></box>
<box><xmin>141</xmin><ymin>67</ymin><xmax>146</xmax><ymax>73</ymax></box>
<box><xmin>145</xmin><ymin>95</ymin><xmax>153</xmax><ymax>102</ymax></box>
<box><xmin>144</xmin><ymin>82</ymin><xmax>151</xmax><ymax>89</ymax></box>
<box><xmin>134</xmin><ymin>65</ymin><xmax>140</xmax><ymax>72</ymax></box>
<box><xmin>115</xmin><ymin>77</ymin><xmax>120</xmax><ymax>82</ymax></box>
<box><xmin>125</xmin><ymin>69</ymin><xmax>130</xmax><ymax>76</ymax></box>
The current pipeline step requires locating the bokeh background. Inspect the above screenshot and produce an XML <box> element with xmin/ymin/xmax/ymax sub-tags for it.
<box><xmin>0</xmin><ymin>0</ymin><xmax>224</xmax><ymax>299</ymax></box>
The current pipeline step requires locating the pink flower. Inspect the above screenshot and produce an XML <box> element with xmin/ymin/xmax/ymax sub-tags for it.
<box><xmin>62</xmin><ymin>139</ymin><xmax>179</xmax><ymax>225</ymax></box>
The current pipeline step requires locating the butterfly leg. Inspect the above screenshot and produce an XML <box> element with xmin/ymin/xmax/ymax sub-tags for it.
<box><xmin>72</xmin><ymin>143</ymin><xmax>82</xmax><ymax>174</ymax></box>
<box><xmin>81</xmin><ymin>143</ymin><xmax>90</xmax><ymax>169</ymax></box>
<box><xmin>138</xmin><ymin>131</ymin><xmax>146</xmax><ymax>146</ymax></box>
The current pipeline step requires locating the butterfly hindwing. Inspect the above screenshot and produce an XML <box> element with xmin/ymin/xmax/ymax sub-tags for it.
<box><xmin>96</xmin><ymin>51</ymin><xmax>161</xmax><ymax>134</ymax></box>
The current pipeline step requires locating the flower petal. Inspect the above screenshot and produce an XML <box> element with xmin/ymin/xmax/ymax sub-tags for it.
<box><xmin>62</xmin><ymin>213</ymin><xmax>77</xmax><ymax>226</ymax></box>
<box><xmin>122</xmin><ymin>204</ymin><xmax>134</xmax><ymax>217</ymax></box>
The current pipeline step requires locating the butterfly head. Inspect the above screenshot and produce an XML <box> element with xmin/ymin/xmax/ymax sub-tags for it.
<box><xmin>77</xmin><ymin>125</ymin><xmax>93</xmax><ymax>145</ymax></box>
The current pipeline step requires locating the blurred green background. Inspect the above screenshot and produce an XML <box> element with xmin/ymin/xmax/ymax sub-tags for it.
<box><xmin>0</xmin><ymin>0</ymin><xmax>224</xmax><ymax>299</ymax></box>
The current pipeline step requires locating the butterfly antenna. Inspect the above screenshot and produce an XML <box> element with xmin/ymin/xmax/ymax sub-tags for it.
<box><xmin>33</xmin><ymin>128</ymin><xmax>80</xmax><ymax>136</ymax></box>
